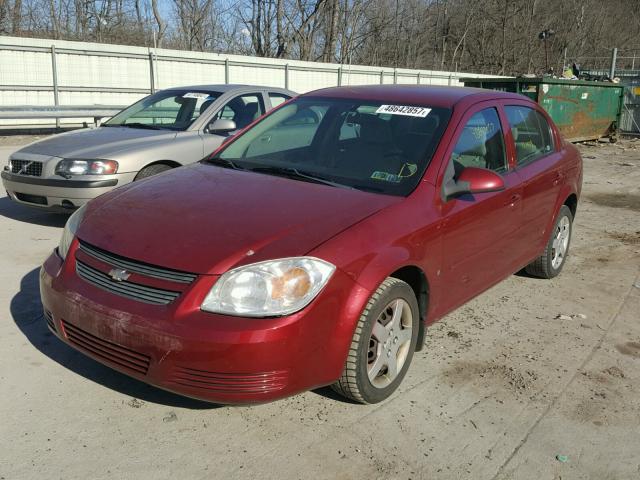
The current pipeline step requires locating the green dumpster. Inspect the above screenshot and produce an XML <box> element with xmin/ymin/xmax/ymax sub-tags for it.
<box><xmin>461</xmin><ymin>77</ymin><xmax>625</xmax><ymax>143</ymax></box>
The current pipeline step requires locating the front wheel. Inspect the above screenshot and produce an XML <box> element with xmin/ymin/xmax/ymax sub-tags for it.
<box><xmin>135</xmin><ymin>163</ymin><xmax>173</xmax><ymax>180</ymax></box>
<box><xmin>331</xmin><ymin>277</ymin><xmax>419</xmax><ymax>404</ymax></box>
<box><xmin>525</xmin><ymin>205</ymin><xmax>573</xmax><ymax>279</ymax></box>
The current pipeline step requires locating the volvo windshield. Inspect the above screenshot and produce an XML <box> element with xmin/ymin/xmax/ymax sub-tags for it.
<box><xmin>106</xmin><ymin>89</ymin><xmax>221</xmax><ymax>131</ymax></box>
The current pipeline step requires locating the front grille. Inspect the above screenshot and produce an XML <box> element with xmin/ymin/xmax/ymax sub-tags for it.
<box><xmin>10</xmin><ymin>159</ymin><xmax>42</xmax><ymax>176</ymax></box>
<box><xmin>61</xmin><ymin>320</ymin><xmax>150</xmax><ymax>375</ymax></box>
<box><xmin>76</xmin><ymin>260</ymin><xmax>180</xmax><ymax>305</ymax></box>
<box><xmin>78</xmin><ymin>240</ymin><xmax>196</xmax><ymax>284</ymax></box>
<box><xmin>169</xmin><ymin>366</ymin><xmax>288</xmax><ymax>395</ymax></box>
<box><xmin>15</xmin><ymin>192</ymin><xmax>48</xmax><ymax>205</ymax></box>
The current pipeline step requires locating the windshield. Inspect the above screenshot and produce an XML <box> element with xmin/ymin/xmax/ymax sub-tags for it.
<box><xmin>105</xmin><ymin>89</ymin><xmax>221</xmax><ymax>131</ymax></box>
<box><xmin>214</xmin><ymin>97</ymin><xmax>451</xmax><ymax>196</ymax></box>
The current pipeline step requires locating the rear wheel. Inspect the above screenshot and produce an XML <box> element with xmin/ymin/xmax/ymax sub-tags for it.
<box><xmin>331</xmin><ymin>277</ymin><xmax>419</xmax><ymax>404</ymax></box>
<box><xmin>135</xmin><ymin>163</ymin><xmax>173</xmax><ymax>180</ymax></box>
<box><xmin>525</xmin><ymin>205</ymin><xmax>573</xmax><ymax>279</ymax></box>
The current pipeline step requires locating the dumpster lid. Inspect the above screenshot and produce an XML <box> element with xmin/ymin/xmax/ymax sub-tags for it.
<box><xmin>460</xmin><ymin>76</ymin><xmax>624</xmax><ymax>88</ymax></box>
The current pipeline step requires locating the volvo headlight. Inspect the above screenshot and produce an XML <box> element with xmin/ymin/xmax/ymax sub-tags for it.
<box><xmin>201</xmin><ymin>257</ymin><xmax>335</xmax><ymax>317</ymax></box>
<box><xmin>56</xmin><ymin>159</ymin><xmax>118</xmax><ymax>176</ymax></box>
<box><xmin>58</xmin><ymin>204</ymin><xmax>87</xmax><ymax>260</ymax></box>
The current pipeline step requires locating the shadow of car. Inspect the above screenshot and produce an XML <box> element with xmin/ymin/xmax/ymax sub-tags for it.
<box><xmin>0</xmin><ymin>196</ymin><xmax>68</xmax><ymax>227</ymax></box>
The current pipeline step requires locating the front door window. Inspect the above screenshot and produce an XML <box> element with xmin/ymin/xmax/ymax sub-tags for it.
<box><xmin>451</xmin><ymin>108</ymin><xmax>507</xmax><ymax>175</ymax></box>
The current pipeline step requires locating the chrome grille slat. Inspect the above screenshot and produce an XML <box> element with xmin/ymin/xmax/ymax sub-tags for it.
<box><xmin>62</xmin><ymin>320</ymin><xmax>150</xmax><ymax>375</ymax></box>
<box><xmin>10</xmin><ymin>159</ymin><xmax>43</xmax><ymax>176</ymax></box>
<box><xmin>76</xmin><ymin>260</ymin><xmax>180</xmax><ymax>305</ymax></box>
<box><xmin>78</xmin><ymin>240</ymin><xmax>196</xmax><ymax>284</ymax></box>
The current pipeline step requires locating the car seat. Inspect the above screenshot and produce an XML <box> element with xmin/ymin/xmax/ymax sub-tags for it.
<box><xmin>394</xmin><ymin>115</ymin><xmax>440</xmax><ymax>160</ymax></box>
<box><xmin>200</xmin><ymin>99</ymin><xmax>215</xmax><ymax>115</ymax></box>
<box><xmin>451</xmin><ymin>127</ymin><xmax>487</xmax><ymax>174</ymax></box>
<box><xmin>235</xmin><ymin>102</ymin><xmax>260</xmax><ymax>129</ymax></box>
<box><xmin>339</xmin><ymin>114</ymin><xmax>405</xmax><ymax>177</ymax></box>
<box><xmin>512</xmin><ymin>126</ymin><xmax>538</xmax><ymax>161</ymax></box>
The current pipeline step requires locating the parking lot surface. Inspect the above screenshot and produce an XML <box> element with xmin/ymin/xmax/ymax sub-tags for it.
<box><xmin>1</xmin><ymin>137</ymin><xmax>639</xmax><ymax>479</ymax></box>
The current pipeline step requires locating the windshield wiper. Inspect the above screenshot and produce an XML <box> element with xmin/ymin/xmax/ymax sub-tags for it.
<box><xmin>249</xmin><ymin>166</ymin><xmax>353</xmax><ymax>190</ymax></box>
<box><xmin>118</xmin><ymin>122</ymin><xmax>165</xmax><ymax>130</ymax></box>
<box><xmin>202</xmin><ymin>156</ymin><xmax>245</xmax><ymax>170</ymax></box>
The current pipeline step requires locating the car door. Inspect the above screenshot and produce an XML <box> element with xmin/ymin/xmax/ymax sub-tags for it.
<box><xmin>502</xmin><ymin>102</ymin><xmax>563</xmax><ymax>259</ymax></box>
<box><xmin>437</xmin><ymin>103</ymin><xmax>524</xmax><ymax>311</ymax></box>
<box><xmin>200</xmin><ymin>92</ymin><xmax>266</xmax><ymax>155</ymax></box>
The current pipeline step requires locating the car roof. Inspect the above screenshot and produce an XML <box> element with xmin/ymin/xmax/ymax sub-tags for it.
<box><xmin>303</xmin><ymin>84</ymin><xmax>528</xmax><ymax>108</ymax></box>
<box><xmin>164</xmin><ymin>84</ymin><xmax>293</xmax><ymax>94</ymax></box>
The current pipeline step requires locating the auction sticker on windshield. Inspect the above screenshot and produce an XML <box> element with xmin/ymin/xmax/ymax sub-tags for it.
<box><xmin>183</xmin><ymin>92</ymin><xmax>211</xmax><ymax>99</ymax></box>
<box><xmin>376</xmin><ymin>105</ymin><xmax>431</xmax><ymax>117</ymax></box>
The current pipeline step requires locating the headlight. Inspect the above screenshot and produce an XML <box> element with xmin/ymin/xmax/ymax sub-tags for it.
<box><xmin>56</xmin><ymin>159</ymin><xmax>118</xmax><ymax>176</ymax></box>
<box><xmin>58</xmin><ymin>204</ymin><xmax>87</xmax><ymax>260</ymax></box>
<box><xmin>201</xmin><ymin>257</ymin><xmax>335</xmax><ymax>317</ymax></box>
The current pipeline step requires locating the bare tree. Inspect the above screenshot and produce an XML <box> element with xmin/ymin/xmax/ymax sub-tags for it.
<box><xmin>151</xmin><ymin>0</ymin><xmax>166</xmax><ymax>46</ymax></box>
<box><xmin>3</xmin><ymin>0</ymin><xmax>638</xmax><ymax>76</ymax></box>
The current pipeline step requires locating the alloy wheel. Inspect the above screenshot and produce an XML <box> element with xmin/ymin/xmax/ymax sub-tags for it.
<box><xmin>551</xmin><ymin>215</ymin><xmax>571</xmax><ymax>269</ymax></box>
<box><xmin>367</xmin><ymin>298</ymin><xmax>413</xmax><ymax>388</ymax></box>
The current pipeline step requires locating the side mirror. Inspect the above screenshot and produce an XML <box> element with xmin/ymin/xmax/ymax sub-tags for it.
<box><xmin>208</xmin><ymin>118</ymin><xmax>237</xmax><ymax>134</ymax></box>
<box><xmin>443</xmin><ymin>166</ymin><xmax>505</xmax><ymax>200</ymax></box>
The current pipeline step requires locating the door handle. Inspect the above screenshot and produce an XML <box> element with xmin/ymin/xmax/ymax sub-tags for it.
<box><xmin>504</xmin><ymin>193</ymin><xmax>521</xmax><ymax>208</ymax></box>
<box><xmin>553</xmin><ymin>172</ymin><xmax>563</xmax><ymax>186</ymax></box>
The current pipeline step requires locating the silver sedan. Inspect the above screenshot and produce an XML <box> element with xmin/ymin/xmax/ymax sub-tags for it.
<box><xmin>1</xmin><ymin>84</ymin><xmax>295</xmax><ymax>211</ymax></box>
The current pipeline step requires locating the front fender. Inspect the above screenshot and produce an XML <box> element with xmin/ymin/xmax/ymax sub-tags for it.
<box><xmin>112</xmin><ymin>134</ymin><xmax>202</xmax><ymax>172</ymax></box>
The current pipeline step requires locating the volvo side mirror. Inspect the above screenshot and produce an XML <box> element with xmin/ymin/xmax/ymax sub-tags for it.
<box><xmin>208</xmin><ymin>119</ymin><xmax>237</xmax><ymax>134</ymax></box>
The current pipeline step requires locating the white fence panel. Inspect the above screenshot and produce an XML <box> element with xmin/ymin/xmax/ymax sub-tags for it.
<box><xmin>0</xmin><ymin>35</ymin><xmax>502</xmax><ymax>128</ymax></box>
<box><xmin>228</xmin><ymin>63</ymin><xmax>285</xmax><ymax>88</ymax></box>
<box><xmin>56</xmin><ymin>53</ymin><xmax>150</xmax><ymax>90</ymax></box>
<box><xmin>155</xmin><ymin>60</ymin><xmax>226</xmax><ymax>89</ymax></box>
<box><xmin>0</xmin><ymin>49</ymin><xmax>52</xmax><ymax>86</ymax></box>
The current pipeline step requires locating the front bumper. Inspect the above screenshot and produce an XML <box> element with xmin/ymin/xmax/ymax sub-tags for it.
<box><xmin>39</xmin><ymin>243</ymin><xmax>371</xmax><ymax>404</ymax></box>
<box><xmin>2</xmin><ymin>170</ymin><xmax>136</xmax><ymax>211</ymax></box>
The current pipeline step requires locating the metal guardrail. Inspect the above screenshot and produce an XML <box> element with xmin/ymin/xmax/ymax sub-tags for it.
<box><xmin>0</xmin><ymin>105</ymin><xmax>125</xmax><ymax>125</ymax></box>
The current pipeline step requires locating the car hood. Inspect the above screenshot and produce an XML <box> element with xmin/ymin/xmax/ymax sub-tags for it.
<box><xmin>17</xmin><ymin>127</ymin><xmax>177</xmax><ymax>158</ymax></box>
<box><xmin>78</xmin><ymin>164</ymin><xmax>401</xmax><ymax>275</ymax></box>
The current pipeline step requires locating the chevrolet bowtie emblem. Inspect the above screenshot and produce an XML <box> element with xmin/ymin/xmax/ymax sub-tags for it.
<box><xmin>108</xmin><ymin>268</ymin><xmax>131</xmax><ymax>282</ymax></box>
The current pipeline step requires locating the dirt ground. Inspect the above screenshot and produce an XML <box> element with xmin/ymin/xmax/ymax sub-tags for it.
<box><xmin>0</xmin><ymin>137</ymin><xmax>638</xmax><ymax>480</ymax></box>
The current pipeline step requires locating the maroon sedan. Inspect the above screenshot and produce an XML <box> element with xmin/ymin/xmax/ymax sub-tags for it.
<box><xmin>40</xmin><ymin>85</ymin><xmax>582</xmax><ymax>404</ymax></box>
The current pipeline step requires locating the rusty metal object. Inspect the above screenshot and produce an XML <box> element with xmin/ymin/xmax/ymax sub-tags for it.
<box><xmin>462</xmin><ymin>77</ymin><xmax>625</xmax><ymax>142</ymax></box>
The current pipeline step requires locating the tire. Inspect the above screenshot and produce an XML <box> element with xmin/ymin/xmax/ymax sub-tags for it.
<box><xmin>331</xmin><ymin>277</ymin><xmax>419</xmax><ymax>404</ymax></box>
<box><xmin>525</xmin><ymin>205</ymin><xmax>573</xmax><ymax>279</ymax></box>
<box><xmin>134</xmin><ymin>163</ymin><xmax>173</xmax><ymax>180</ymax></box>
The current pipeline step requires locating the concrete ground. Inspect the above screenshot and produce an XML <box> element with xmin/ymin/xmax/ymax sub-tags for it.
<box><xmin>0</xmin><ymin>137</ymin><xmax>639</xmax><ymax>480</ymax></box>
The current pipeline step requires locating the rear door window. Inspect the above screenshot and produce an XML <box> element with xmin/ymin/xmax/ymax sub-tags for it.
<box><xmin>451</xmin><ymin>108</ymin><xmax>507</xmax><ymax>174</ymax></box>
<box><xmin>269</xmin><ymin>93</ymin><xmax>291</xmax><ymax>108</ymax></box>
<box><xmin>505</xmin><ymin>106</ymin><xmax>554</xmax><ymax>166</ymax></box>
